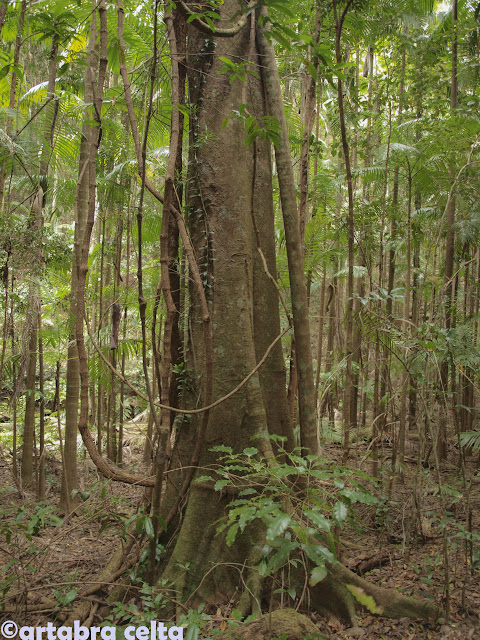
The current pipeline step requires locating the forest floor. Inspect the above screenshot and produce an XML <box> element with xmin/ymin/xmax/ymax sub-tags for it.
<box><xmin>1</xmin><ymin>423</ymin><xmax>479</xmax><ymax>640</ymax></box>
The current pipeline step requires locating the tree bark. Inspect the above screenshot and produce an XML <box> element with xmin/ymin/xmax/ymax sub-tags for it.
<box><xmin>257</xmin><ymin>9</ymin><xmax>318</xmax><ymax>455</ymax></box>
<box><xmin>333</xmin><ymin>0</ymin><xmax>355</xmax><ymax>459</ymax></box>
<box><xmin>60</xmin><ymin>12</ymin><xmax>99</xmax><ymax>512</ymax></box>
<box><xmin>147</xmin><ymin>5</ymin><xmax>440</xmax><ymax>627</ymax></box>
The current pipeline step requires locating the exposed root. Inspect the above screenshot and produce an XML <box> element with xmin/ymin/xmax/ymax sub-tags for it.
<box><xmin>310</xmin><ymin>561</ymin><xmax>441</xmax><ymax>626</ymax></box>
<box><xmin>63</xmin><ymin>542</ymin><xmax>127</xmax><ymax>624</ymax></box>
<box><xmin>236</xmin><ymin>524</ymin><xmax>265</xmax><ymax>618</ymax></box>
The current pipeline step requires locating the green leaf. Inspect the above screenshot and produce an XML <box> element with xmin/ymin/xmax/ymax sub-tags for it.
<box><xmin>194</xmin><ymin>475</ymin><xmax>214</xmax><ymax>484</ymax></box>
<box><xmin>238</xmin><ymin>487</ymin><xmax>257</xmax><ymax>497</ymax></box>
<box><xmin>238</xmin><ymin>506</ymin><xmax>256</xmax><ymax>531</ymax></box>
<box><xmin>243</xmin><ymin>447</ymin><xmax>258</xmax><ymax>456</ymax></box>
<box><xmin>211</xmin><ymin>445</ymin><xmax>233</xmax><ymax>453</ymax></box>
<box><xmin>266</xmin><ymin>514</ymin><xmax>292</xmax><ymax>543</ymax></box>
<box><xmin>301</xmin><ymin>543</ymin><xmax>336</xmax><ymax>566</ymax></box>
<box><xmin>64</xmin><ymin>588</ymin><xmax>77</xmax><ymax>605</ymax></box>
<box><xmin>156</xmin><ymin>516</ymin><xmax>167</xmax><ymax>532</ymax></box>
<box><xmin>214</xmin><ymin>479</ymin><xmax>230</xmax><ymax>491</ymax></box>
<box><xmin>0</xmin><ymin>64</ymin><xmax>10</xmax><ymax>82</ymax></box>
<box><xmin>143</xmin><ymin>517</ymin><xmax>155</xmax><ymax>539</ymax></box>
<box><xmin>226</xmin><ymin>523</ymin><xmax>239</xmax><ymax>546</ymax></box>
<box><xmin>309</xmin><ymin>565</ymin><xmax>327</xmax><ymax>586</ymax></box>
<box><xmin>265</xmin><ymin>541</ymin><xmax>298</xmax><ymax>573</ymax></box>
<box><xmin>459</xmin><ymin>431</ymin><xmax>480</xmax><ymax>451</ymax></box>
<box><xmin>204</xmin><ymin>16</ymin><xmax>215</xmax><ymax>31</ymax></box>
<box><xmin>184</xmin><ymin>623</ymin><xmax>199</xmax><ymax>640</ymax></box>
<box><xmin>304</xmin><ymin>509</ymin><xmax>331</xmax><ymax>532</ymax></box>
<box><xmin>219</xmin><ymin>56</ymin><xmax>235</xmax><ymax>69</ymax></box>
<box><xmin>333</xmin><ymin>501</ymin><xmax>348</xmax><ymax>524</ymax></box>
<box><xmin>11</xmin><ymin>64</ymin><xmax>23</xmax><ymax>83</ymax></box>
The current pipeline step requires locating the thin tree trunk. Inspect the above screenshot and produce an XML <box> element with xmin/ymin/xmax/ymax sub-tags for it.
<box><xmin>96</xmin><ymin>216</ymin><xmax>106</xmax><ymax>454</ymax></box>
<box><xmin>0</xmin><ymin>0</ymin><xmax>8</xmax><ymax>37</ymax></box>
<box><xmin>10</xmin><ymin>272</ymin><xmax>18</xmax><ymax>484</ymax></box>
<box><xmin>60</xmin><ymin>16</ymin><xmax>99</xmax><ymax>510</ymax></box>
<box><xmin>21</xmin><ymin>306</ymin><xmax>38</xmax><ymax>489</ymax></box>
<box><xmin>396</xmin><ymin>168</ymin><xmax>413</xmax><ymax>477</ymax></box>
<box><xmin>118</xmin><ymin>212</ymin><xmax>131</xmax><ymax>465</ymax></box>
<box><xmin>315</xmin><ymin>266</ymin><xmax>327</xmax><ymax>400</ymax></box>
<box><xmin>257</xmin><ymin>9</ymin><xmax>318</xmax><ymax>455</ymax></box>
<box><xmin>0</xmin><ymin>252</ymin><xmax>10</xmax><ymax>389</ymax></box>
<box><xmin>439</xmin><ymin>0</ymin><xmax>458</xmax><ymax>460</ymax></box>
<box><xmin>332</xmin><ymin>0</ymin><xmax>355</xmax><ymax>459</ymax></box>
<box><xmin>37</xmin><ymin>314</ymin><xmax>45</xmax><ymax>500</ymax></box>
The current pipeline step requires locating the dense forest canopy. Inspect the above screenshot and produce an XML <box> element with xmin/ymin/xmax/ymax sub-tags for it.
<box><xmin>0</xmin><ymin>0</ymin><xmax>479</xmax><ymax>637</ymax></box>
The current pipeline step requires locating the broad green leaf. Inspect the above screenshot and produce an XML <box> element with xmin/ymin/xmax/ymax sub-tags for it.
<box><xmin>301</xmin><ymin>543</ymin><xmax>336</xmax><ymax>565</ymax></box>
<box><xmin>333</xmin><ymin>501</ymin><xmax>348</xmax><ymax>523</ymax></box>
<box><xmin>214</xmin><ymin>479</ymin><xmax>230</xmax><ymax>491</ymax></box>
<box><xmin>265</xmin><ymin>541</ymin><xmax>298</xmax><ymax>573</ymax></box>
<box><xmin>238</xmin><ymin>488</ymin><xmax>257</xmax><ymax>497</ymax></box>
<box><xmin>309</xmin><ymin>565</ymin><xmax>327</xmax><ymax>586</ymax></box>
<box><xmin>266</xmin><ymin>514</ymin><xmax>292</xmax><ymax>542</ymax></box>
<box><xmin>185</xmin><ymin>624</ymin><xmax>199</xmax><ymax>640</ymax></box>
<box><xmin>143</xmin><ymin>517</ymin><xmax>155</xmax><ymax>539</ymax></box>
<box><xmin>304</xmin><ymin>509</ymin><xmax>331</xmax><ymax>532</ymax></box>
<box><xmin>226</xmin><ymin>523</ymin><xmax>239</xmax><ymax>546</ymax></box>
<box><xmin>211</xmin><ymin>445</ymin><xmax>233</xmax><ymax>453</ymax></box>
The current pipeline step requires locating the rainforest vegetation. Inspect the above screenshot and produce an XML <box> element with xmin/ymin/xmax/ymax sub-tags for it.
<box><xmin>0</xmin><ymin>0</ymin><xmax>479</xmax><ymax>638</ymax></box>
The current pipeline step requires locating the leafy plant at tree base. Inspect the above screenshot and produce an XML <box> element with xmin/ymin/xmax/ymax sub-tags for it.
<box><xmin>196</xmin><ymin>443</ymin><xmax>381</xmax><ymax>590</ymax></box>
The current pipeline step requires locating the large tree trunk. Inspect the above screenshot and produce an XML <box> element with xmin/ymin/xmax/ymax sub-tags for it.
<box><xmin>150</xmin><ymin>3</ymin><xmax>440</xmax><ymax>627</ymax></box>
<box><xmin>156</xmin><ymin>0</ymin><xmax>289</xmax><ymax>597</ymax></box>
